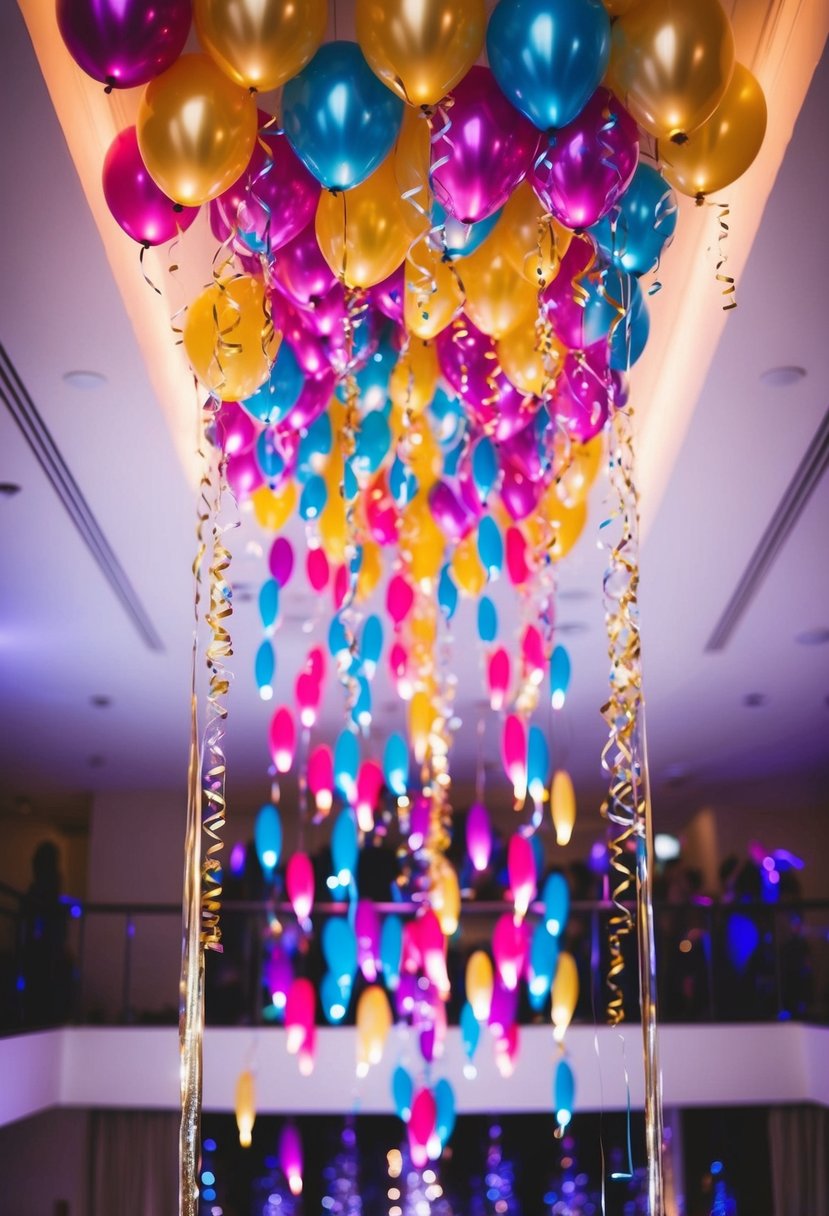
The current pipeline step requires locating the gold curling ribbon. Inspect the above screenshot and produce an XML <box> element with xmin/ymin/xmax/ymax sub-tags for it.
<box><xmin>711</xmin><ymin>198</ymin><xmax>737</xmax><ymax>311</ymax></box>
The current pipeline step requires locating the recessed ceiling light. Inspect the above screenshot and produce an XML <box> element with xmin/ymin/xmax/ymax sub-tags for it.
<box><xmin>795</xmin><ymin>627</ymin><xmax>829</xmax><ymax>646</ymax></box>
<box><xmin>63</xmin><ymin>370</ymin><xmax>107</xmax><ymax>390</ymax></box>
<box><xmin>88</xmin><ymin>755</ymin><xmax>105</xmax><ymax>768</ymax></box>
<box><xmin>743</xmin><ymin>692</ymin><xmax>767</xmax><ymax>708</ymax></box>
<box><xmin>0</xmin><ymin>483</ymin><xmax>21</xmax><ymax>497</ymax></box>
<box><xmin>90</xmin><ymin>695</ymin><xmax>112</xmax><ymax>708</ymax></box>
<box><xmin>759</xmin><ymin>365</ymin><xmax>806</xmax><ymax>388</ymax></box>
<box><xmin>556</xmin><ymin>621</ymin><xmax>588</xmax><ymax>636</ymax></box>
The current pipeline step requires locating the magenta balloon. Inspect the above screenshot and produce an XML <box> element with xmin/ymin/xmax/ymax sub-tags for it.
<box><xmin>488</xmin><ymin>979</ymin><xmax>519</xmax><ymax>1036</ymax></box>
<box><xmin>275</xmin><ymin>221</ymin><xmax>337</xmax><ymax>306</ymax></box>
<box><xmin>609</xmin><ymin>368</ymin><xmax>629</xmax><ymax>412</ymax></box>
<box><xmin>368</xmin><ymin>264</ymin><xmax>405</xmax><ymax>324</ymax></box>
<box><xmin>533</xmin><ymin>88</ymin><xmax>639</xmax><ymax>231</ymax></box>
<box><xmin>57</xmin><ymin>0</ymin><xmax>190</xmax><ymax>88</ymax></box>
<box><xmin>431</xmin><ymin>67</ymin><xmax>540</xmax><ymax>224</ymax></box>
<box><xmin>213</xmin><ymin>120</ymin><xmax>320</xmax><ymax>254</ymax></box>
<box><xmin>225</xmin><ymin>448</ymin><xmax>264</xmax><ymax>502</ymax></box>
<box><xmin>542</xmin><ymin>236</ymin><xmax>600</xmax><ymax>349</ymax></box>
<box><xmin>500</xmin><ymin>465</ymin><xmax>542</xmax><ymax>521</ymax></box>
<box><xmin>102</xmin><ymin>127</ymin><xmax>198</xmax><ymax>246</ymax></box>
<box><xmin>435</xmin><ymin>318</ymin><xmax>533</xmax><ymax>441</ymax></box>
<box><xmin>365</xmin><ymin>478</ymin><xmax>399</xmax><ymax>546</ymax></box>
<box><xmin>284</xmin><ymin>368</ymin><xmax>336</xmax><ymax>432</ymax></box>
<box><xmin>270</xmin><ymin>291</ymin><xmax>330</xmax><ymax>377</ymax></box>
<box><xmin>556</xmin><ymin>348</ymin><xmax>610</xmax><ymax>443</ymax></box>
<box><xmin>457</xmin><ymin>461</ymin><xmax>485</xmax><ymax>519</ymax></box>
<box><xmin>429</xmin><ymin>480</ymin><xmax>474</xmax><ymax>542</ymax></box>
<box><xmin>491</xmin><ymin>380</ymin><xmax>538</xmax><ymax>443</ymax></box>
<box><xmin>269</xmin><ymin>536</ymin><xmax>295</xmax><ymax>587</ymax></box>
<box><xmin>215</xmin><ymin>401</ymin><xmax>259</xmax><ymax>456</ymax></box>
<box><xmin>501</xmin><ymin>419</ymin><xmax>545</xmax><ymax>482</ymax></box>
<box><xmin>306</xmin><ymin>283</ymin><xmax>347</xmax><ymax>339</ymax></box>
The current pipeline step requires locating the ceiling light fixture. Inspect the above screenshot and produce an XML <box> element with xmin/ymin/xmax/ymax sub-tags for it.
<box><xmin>743</xmin><ymin>692</ymin><xmax>767</xmax><ymax>708</ymax></box>
<box><xmin>0</xmin><ymin>482</ymin><xmax>21</xmax><ymax>497</ymax></box>
<box><xmin>759</xmin><ymin>365</ymin><xmax>806</xmax><ymax>388</ymax></box>
<box><xmin>795</xmin><ymin>627</ymin><xmax>829</xmax><ymax>646</ymax></box>
<box><xmin>62</xmin><ymin>370</ymin><xmax>107</xmax><ymax>390</ymax></box>
<box><xmin>90</xmin><ymin>695</ymin><xmax>112</xmax><ymax>708</ymax></box>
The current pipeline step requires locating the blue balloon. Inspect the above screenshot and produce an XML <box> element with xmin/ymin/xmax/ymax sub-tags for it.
<box><xmin>343</xmin><ymin>457</ymin><xmax>359</xmax><ymax>502</ymax></box>
<box><xmin>477</xmin><ymin>595</ymin><xmax>499</xmax><ymax>643</ymax></box>
<box><xmin>282</xmin><ymin>41</ymin><xmax>404</xmax><ymax>190</ymax></box>
<box><xmin>429</xmin><ymin>387</ymin><xmax>465</xmax><ymax>446</ymax></box>
<box><xmin>331</xmin><ymin>807</ymin><xmax>359</xmax><ymax>888</ymax></box>
<box><xmin>321</xmin><ymin>971</ymin><xmax>350</xmax><ymax>1023</ymax></box>
<box><xmin>322</xmin><ymin>917</ymin><xmax>358</xmax><ymax>986</ymax></box>
<box><xmin>255</xmin><ymin>640</ymin><xmax>276</xmax><ymax>700</ymax></box>
<box><xmin>477</xmin><ymin>515</ymin><xmax>504</xmax><ymax>579</ymax></box>
<box><xmin>334</xmin><ymin>730</ymin><xmax>359</xmax><ymax>802</ymax></box>
<box><xmin>258</xmin><ymin>578</ymin><xmax>280</xmax><ymax>634</ymax></box>
<box><xmin>442</xmin><ymin>432</ymin><xmax>466</xmax><ymax>477</ymax></box>
<box><xmin>254</xmin><ymin>804</ymin><xmax>282</xmax><ymax>875</ymax></box>
<box><xmin>438</xmin><ymin>563</ymin><xmax>459</xmax><ymax>622</ymax></box>
<box><xmin>591</xmin><ymin>163</ymin><xmax>678</xmax><ymax>277</ymax></box>
<box><xmin>383</xmin><ymin>733</ymin><xmax>409</xmax><ymax>799</ymax></box>
<box><xmin>527</xmin><ymin>725</ymin><xmax>550</xmax><ymax>794</ymax></box>
<box><xmin>392</xmin><ymin>1065</ymin><xmax>414</xmax><ymax>1122</ymax></box>
<box><xmin>328</xmin><ymin>616</ymin><xmax>350</xmax><ymax>660</ymax></box>
<box><xmin>528</xmin><ymin>920</ymin><xmax>559</xmax><ymax>1006</ymax></box>
<box><xmin>434</xmin><ymin>1078</ymin><xmax>457</xmax><ymax>1145</ymax></box>
<box><xmin>354</xmin><ymin>409</ymin><xmax>391</xmax><ymax>476</ymax></box>
<box><xmin>543</xmin><ymin>872</ymin><xmax>570</xmax><ymax>937</ymax></box>
<box><xmin>554</xmin><ymin>1058</ymin><xmax>575</xmax><ymax>1129</ymax></box>
<box><xmin>609</xmin><ymin>277</ymin><xmax>650</xmax><ymax>370</ymax></box>
<box><xmin>299</xmin><ymin>473</ymin><xmax>327</xmax><ymax>522</ymax></box>
<box><xmin>472</xmin><ymin>436</ymin><xmax>498</xmax><ymax>501</ymax></box>
<box><xmin>255</xmin><ymin>429</ymin><xmax>288</xmax><ymax>483</ymax></box>
<box><xmin>360</xmin><ymin>614</ymin><xmax>384</xmax><ymax>676</ymax></box>
<box><xmin>434</xmin><ymin>202</ymin><xmax>503</xmax><ymax>259</ymax></box>
<box><xmin>297</xmin><ymin>412</ymin><xmax>332</xmax><ymax>480</ymax></box>
<box><xmin>242</xmin><ymin>342</ymin><xmax>303</xmax><ymax>424</ymax></box>
<box><xmin>389</xmin><ymin>455</ymin><xmax>418</xmax><ymax>506</ymax></box>
<box><xmin>487</xmin><ymin>0</ymin><xmax>611</xmax><ymax>132</ymax></box>
<box><xmin>356</xmin><ymin>332</ymin><xmax>400</xmax><ymax>413</ymax></box>
<box><xmin>380</xmin><ymin>914</ymin><xmax>403</xmax><ymax>988</ymax></box>
<box><xmin>351</xmin><ymin>675</ymin><xmax>372</xmax><ymax>730</ymax></box>
<box><xmin>460</xmin><ymin>1001</ymin><xmax>481</xmax><ymax>1061</ymax></box>
<box><xmin>550</xmin><ymin>644</ymin><xmax>571</xmax><ymax>709</ymax></box>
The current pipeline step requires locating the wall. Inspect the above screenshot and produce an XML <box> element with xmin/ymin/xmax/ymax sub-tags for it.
<box><xmin>0</xmin><ymin>1107</ymin><xmax>89</xmax><ymax>1216</ymax></box>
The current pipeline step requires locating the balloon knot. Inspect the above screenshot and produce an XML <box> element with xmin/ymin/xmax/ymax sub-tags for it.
<box><xmin>670</xmin><ymin>131</ymin><xmax>689</xmax><ymax>145</ymax></box>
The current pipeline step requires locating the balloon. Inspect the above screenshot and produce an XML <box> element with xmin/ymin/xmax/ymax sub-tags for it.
<box><xmin>321</xmin><ymin>972</ymin><xmax>349</xmax><ymax>1023</ymax></box>
<box><xmin>543</xmin><ymin>872</ymin><xmax>570</xmax><ymax>937</ymax></box>
<box><xmin>500</xmin><ymin>465</ymin><xmax>542</xmax><ymax>521</ymax></box>
<box><xmin>532</xmin><ymin>87</ymin><xmax>639</xmax><ymax>230</ymax></box>
<box><xmin>254</xmin><ymin>804</ymin><xmax>282</xmax><ymax>874</ymax></box>
<box><xmin>235</xmin><ymin>1069</ymin><xmax>256</xmax><ymax>1147</ymax></box>
<box><xmin>102</xmin><ymin>127</ymin><xmax>198</xmax><ymax>247</ymax></box>
<box><xmin>355</xmin><ymin>758</ymin><xmax>384</xmax><ymax>831</ymax></box>
<box><xmin>369</xmin><ymin>264</ymin><xmax>406</xmax><ymax>324</ymax></box>
<box><xmin>286</xmin><ymin>852</ymin><xmax>315</xmax><ymax>921</ymax></box>
<box><xmin>137</xmin><ymin>56</ymin><xmax>257</xmax><ymax>207</ymax></box>
<box><xmin>387</xmin><ymin>573</ymin><xmax>415</xmax><ymax>628</ymax></box>
<box><xmin>409</xmin><ymin>1088</ymin><xmax>437</xmax><ymax>1163</ymax></box>
<box><xmin>57</xmin><ymin>0</ymin><xmax>190</xmax><ymax>89</ymax></box>
<box><xmin>497</xmin><ymin>319</ymin><xmax>565</xmax><ymax>396</ymax></box>
<box><xmin>489</xmin><ymin>978</ymin><xmax>519</xmax><ymax>1038</ymax></box>
<box><xmin>212</xmin><ymin>126</ymin><xmax>321</xmax><ymax>255</ymax></box>
<box><xmin>460</xmin><ymin>1002</ymin><xmax>481</xmax><ymax>1063</ymax></box>
<box><xmin>269</xmin><ymin>705</ymin><xmax>296</xmax><ymax>774</ymax></box>
<box><xmin>323</xmin><ymin>917</ymin><xmax>358</xmax><ymax>987</ymax></box>
<box><xmin>528</xmin><ymin>920</ymin><xmax>559</xmax><ymax>1005</ymax></box>
<box><xmin>269</xmin><ymin>537</ymin><xmax>295</xmax><ymax>587</ymax></box>
<box><xmin>279</xmin><ymin>1123</ymin><xmax>304</xmax><ymax>1192</ymax></box>
<box><xmin>282</xmin><ymin>42</ymin><xmax>404</xmax><ymax>191</ymax></box>
<box><xmin>306</xmin><ymin>546</ymin><xmax>330</xmax><ymax>594</ymax></box>
<box><xmin>461</xmin><ymin>237</ymin><xmax>538</xmax><ymax>339</ymax></box>
<box><xmin>431</xmin><ymin>66</ymin><xmax>540</xmax><ymax>224</ymax></box>
<box><xmin>215</xmin><ymin>401</ymin><xmax>259</xmax><ymax>457</ymax></box>
<box><xmin>225</xmin><ymin>447</ymin><xmax>263</xmax><ymax>502</ymax></box>
<box><xmin>487</xmin><ymin>646</ymin><xmax>511</xmax><ymax>711</ymax></box>
<box><xmin>434</xmin><ymin>1078</ymin><xmax>457</xmax><ymax>1145</ymax></box>
<box><xmin>194</xmin><ymin>0</ymin><xmax>328</xmax><ymax>92</ymax></box>
<box><xmin>554</xmin><ymin>1058</ymin><xmax>576</xmax><ymax>1130</ymax></box>
<box><xmin>408</xmin><ymin>690</ymin><xmax>434</xmax><ymax>766</ymax></box>
<box><xmin>392</xmin><ymin>1065</ymin><xmax>414</xmax><ymax>1122</ymax></box>
<box><xmin>609</xmin><ymin>277</ymin><xmax>650</xmax><ymax>370</ymax></box>
<box><xmin>431</xmin><ymin>858</ymin><xmax>461</xmax><ymax>936</ymax></box>
<box><xmin>499</xmin><ymin>181</ymin><xmax>572</xmax><ymax>288</ymax></box>
<box><xmin>551</xmin><ymin>769</ymin><xmax>576</xmax><ymax>845</ymax></box>
<box><xmin>308</xmin><ymin>744</ymin><xmax>334</xmax><ymax>817</ymax></box>
<box><xmin>430</xmin><ymin>480</ymin><xmax>474</xmax><ymax>542</ymax></box>
<box><xmin>390</xmin><ymin>339</ymin><xmax>439</xmax><ymax>417</ymax></box>
<box><xmin>661</xmin><ymin>63</ymin><xmax>768</xmax><ymax>199</ymax></box>
<box><xmin>331</xmin><ymin>807</ymin><xmax>359</xmax><ymax>886</ymax></box>
<box><xmin>252</xmin><ymin>481</ymin><xmax>296</xmax><ymax>531</ymax></box>
<box><xmin>591</xmin><ymin>162</ymin><xmax>677</xmax><ymax>276</ymax></box>
<box><xmin>299</xmin><ymin>474</ymin><xmax>327</xmax><ymax>522</ymax></box>
<box><xmin>354</xmin><ymin>411</ymin><xmax>392</xmax><ymax>478</ymax></box>
<box><xmin>543</xmin><ymin>241</ymin><xmax>636</xmax><ymax>351</ymax></box>
<box><xmin>452</xmin><ymin>533</ymin><xmax>487</xmax><ymax>597</ymax></box>
<box><xmin>360</xmin><ymin>615</ymin><xmax>384</xmax><ymax>678</ymax></box>
<box><xmin>487</xmin><ymin>0</ymin><xmax>611</xmax><ymax>131</ymax></box>
<box><xmin>405</xmin><ymin>246</ymin><xmax>465</xmax><ymax>341</ymax></box>
<box><xmin>435</xmin><ymin>202</ymin><xmax>503</xmax><ymax>260</ymax></box>
<box><xmin>316</xmin><ymin>157</ymin><xmax>415</xmax><ymax>288</ymax></box>
<box><xmin>471</xmin><ymin>437</ymin><xmax>499</xmax><ymax>501</ymax></box>
<box><xmin>380</xmin><ymin>914</ymin><xmax>403</xmax><ymax>989</ymax></box>
<box><xmin>258</xmin><ymin>578</ymin><xmax>280</xmax><ymax>634</ymax></box>
<box><xmin>508</xmin><ymin>833</ymin><xmax>537</xmax><ymax>920</ymax></box>
<box><xmin>502</xmin><ymin>714</ymin><xmax>528</xmax><ymax>804</ymax></box>
<box><xmin>550</xmin><ymin>644</ymin><xmax>572</xmax><ymax>709</ymax></box>
<box><xmin>383</xmin><ymin>733</ymin><xmax>409</xmax><ymax>798</ymax></box>
<box><xmin>184</xmin><ymin>276</ymin><xmax>279</xmax><ymax>402</ymax></box>
<box><xmin>255</xmin><ymin>640</ymin><xmax>275</xmax><ymax>699</ymax></box>
<box><xmin>275</xmin><ymin>222</ymin><xmax>337</xmax><ymax>307</ymax></box>
<box><xmin>466</xmin><ymin>950</ymin><xmax>494</xmax><ymax>1021</ymax></box>
<box><xmin>243</xmin><ymin>343</ymin><xmax>304</xmax><ymax>425</ymax></box>
<box><xmin>527</xmin><ymin>725</ymin><xmax>551</xmax><ymax>802</ymax></box>
<box><xmin>477</xmin><ymin>596</ymin><xmax>498</xmax><ymax>644</ymax></box>
<box><xmin>437</xmin><ymin>563</ymin><xmax>459</xmax><ymax>621</ymax></box>
<box><xmin>477</xmin><ymin>517</ymin><xmax>504</xmax><ymax>579</ymax></box>
<box><xmin>492</xmin><ymin>912</ymin><xmax>530</xmax><ymax>991</ymax></box>
<box><xmin>355</xmin><ymin>901</ymin><xmax>382</xmax><ymax>983</ymax></box>
<box><xmin>505</xmin><ymin>524</ymin><xmax>531</xmax><ymax>585</ymax></box>
<box><xmin>356</xmin><ymin>0</ymin><xmax>485</xmax><ymax>107</ymax></box>
<box><xmin>551</xmin><ymin>951</ymin><xmax>579</xmax><ymax>1041</ymax></box>
<box><xmin>608</xmin><ymin>0</ymin><xmax>735</xmax><ymax>142</ymax></box>
<box><xmin>357</xmin><ymin>540</ymin><xmax>383</xmax><ymax>600</ymax></box>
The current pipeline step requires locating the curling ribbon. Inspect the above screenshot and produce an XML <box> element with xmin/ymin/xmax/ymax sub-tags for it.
<box><xmin>710</xmin><ymin>198</ymin><xmax>737</xmax><ymax>311</ymax></box>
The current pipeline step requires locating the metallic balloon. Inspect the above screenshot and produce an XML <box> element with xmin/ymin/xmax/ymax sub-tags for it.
<box><xmin>195</xmin><ymin>0</ymin><xmax>328</xmax><ymax>92</ymax></box>
<box><xmin>57</xmin><ymin>0</ymin><xmax>190</xmax><ymax>89</ymax></box>
<box><xmin>102</xmin><ymin>127</ymin><xmax>199</xmax><ymax>246</ymax></box>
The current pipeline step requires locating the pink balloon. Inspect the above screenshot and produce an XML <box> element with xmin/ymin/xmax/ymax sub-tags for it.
<box><xmin>225</xmin><ymin>448</ymin><xmax>264</xmax><ymax>501</ymax></box>
<box><xmin>306</xmin><ymin>546</ymin><xmax>330</xmax><ymax>592</ymax></box>
<box><xmin>285</xmin><ymin>976</ymin><xmax>316</xmax><ymax>1053</ymax></box>
<box><xmin>541</xmin><ymin>235</ymin><xmax>600</xmax><ymax>350</ymax></box>
<box><xmin>283</xmin><ymin>369</ymin><xmax>336</xmax><ymax>432</ymax></box>
<box><xmin>408</xmin><ymin>797</ymin><xmax>431</xmax><ymax>853</ymax></box>
<box><xmin>500</xmin><ymin>420</ymin><xmax>545</xmax><ymax>483</ymax></box>
<box><xmin>214</xmin><ymin>401</ymin><xmax>259</xmax><ymax>456</ymax></box>
<box><xmin>521</xmin><ymin>624</ymin><xmax>546</xmax><ymax>682</ymax></box>
<box><xmin>211</xmin><ymin>119</ymin><xmax>320</xmax><ymax>254</ymax></box>
<box><xmin>389</xmin><ymin>641</ymin><xmax>409</xmax><ymax>683</ymax></box>
<box><xmin>57</xmin><ymin>0</ymin><xmax>190</xmax><ymax>89</ymax></box>
<box><xmin>500</xmin><ymin>465</ymin><xmax>541</xmax><ymax>521</ymax></box>
<box><xmin>387</xmin><ymin>573</ymin><xmax>415</xmax><ymax>627</ymax></box>
<box><xmin>429</xmin><ymin>480</ymin><xmax>474</xmax><ymax>542</ymax></box>
<box><xmin>355</xmin><ymin>898</ymin><xmax>381</xmax><ymax>983</ymax></box>
<box><xmin>307</xmin><ymin>744</ymin><xmax>334</xmax><ymax>817</ymax></box>
<box><xmin>307</xmin><ymin>283</ymin><xmax>348</xmax><ymax>339</ymax></box>
<box><xmin>295</xmin><ymin>670</ymin><xmax>321</xmax><ymax>727</ymax></box>
<box><xmin>434</xmin><ymin>318</ymin><xmax>534</xmax><ymax>441</ymax></box>
<box><xmin>556</xmin><ymin>348</ymin><xmax>611</xmax><ymax>443</ymax></box>
<box><xmin>269</xmin><ymin>537</ymin><xmax>295</xmax><ymax>587</ymax></box>
<box><xmin>396</xmin><ymin>972</ymin><xmax>417</xmax><ymax>1018</ymax></box>
<box><xmin>431</xmin><ymin>66</ymin><xmax>540</xmax><ymax>223</ymax></box>
<box><xmin>502</xmin><ymin>713</ymin><xmax>528</xmax><ymax>798</ymax></box>
<box><xmin>488</xmin><ymin>978</ymin><xmax>519</xmax><ymax>1037</ymax></box>
<box><xmin>269</xmin><ymin>705</ymin><xmax>296</xmax><ymax>774</ymax></box>
<box><xmin>532</xmin><ymin>88</ymin><xmax>638</xmax><ymax>231</ymax></box>
<box><xmin>356</xmin><ymin>760</ymin><xmax>384</xmax><ymax>833</ymax></box>
<box><xmin>275</xmin><ymin>221</ymin><xmax>337</xmax><ymax>305</ymax></box>
<box><xmin>286</xmin><ymin>852</ymin><xmax>315</xmax><ymax>922</ymax></box>
<box><xmin>508</xmin><ymin>834</ymin><xmax>537</xmax><ymax>919</ymax></box>
<box><xmin>466</xmin><ymin>803</ymin><xmax>492</xmax><ymax>873</ymax></box>
<box><xmin>270</xmin><ymin>293</ymin><xmax>330</xmax><ymax>377</ymax></box>
<box><xmin>492</xmin><ymin>913</ymin><xmax>530</xmax><ymax>991</ymax></box>
<box><xmin>102</xmin><ymin>127</ymin><xmax>198</xmax><ymax>246</ymax></box>
<box><xmin>408</xmin><ymin>1088</ymin><xmax>437</xmax><ymax>1155</ymax></box>
<box><xmin>266</xmin><ymin>947</ymin><xmax>293</xmax><ymax>1010</ymax></box>
<box><xmin>487</xmin><ymin>647</ymin><xmax>511</xmax><ymax>712</ymax></box>
<box><xmin>365</xmin><ymin>473</ymin><xmax>399</xmax><ymax>546</ymax></box>
<box><xmin>368</xmin><ymin>264</ymin><xmax>405</xmax><ymax>324</ymax></box>
<box><xmin>332</xmin><ymin>563</ymin><xmax>349</xmax><ymax>611</ymax></box>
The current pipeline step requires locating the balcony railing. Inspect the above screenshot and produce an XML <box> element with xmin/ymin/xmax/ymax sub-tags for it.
<box><xmin>1</xmin><ymin>882</ymin><xmax>826</xmax><ymax>1033</ymax></box>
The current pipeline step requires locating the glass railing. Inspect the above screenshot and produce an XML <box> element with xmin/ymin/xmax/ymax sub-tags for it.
<box><xmin>1</xmin><ymin>883</ymin><xmax>826</xmax><ymax>1033</ymax></box>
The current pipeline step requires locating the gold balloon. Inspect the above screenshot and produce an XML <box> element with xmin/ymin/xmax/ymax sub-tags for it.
<box><xmin>319</xmin><ymin>493</ymin><xmax>348</xmax><ymax>565</ymax></box>
<box><xmin>604</xmin><ymin>0</ymin><xmax>640</xmax><ymax>13</ymax></box>
<box><xmin>194</xmin><ymin>0</ymin><xmax>328</xmax><ymax>92</ymax></box>
<box><xmin>401</xmin><ymin>414</ymin><xmax>443</xmax><ymax>488</ymax></box>
<box><xmin>551</xmin><ymin>952</ymin><xmax>579</xmax><ymax>1043</ymax></box>
<box><xmin>452</xmin><ymin>533</ymin><xmax>486</xmax><ymax>597</ymax></box>
<box><xmin>137</xmin><ymin>54</ymin><xmax>257</xmax><ymax>206</ymax></box>
<box><xmin>316</xmin><ymin>157</ymin><xmax>414</xmax><ymax>289</ymax></box>
<box><xmin>608</xmin><ymin>0</ymin><xmax>735</xmax><ymax>141</ymax></box>
<box><xmin>356</xmin><ymin>541</ymin><xmax>383</xmax><ymax>601</ymax></box>
<box><xmin>466</xmin><ymin>950</ymin><xmax>494</xmax><ymax>1021</ymax></box>
<box><xmin>252</xmin><ymin>482</ymin><xmax>296</xmax><ymax>531</ymax></box>
<box><xmin>498</xmin><ymin>181</ymin><xmax>572</xmax><ymax>288</ymax></box>
<box><xmin>409</xmin><ymin>689</ymin><xmax>435</xmax><ymax>765</ymax></box>
<box><xmin>461</xmin><ymin>238</ymin><xmax>538</xmax><ymax>340</ymax></box>
<box><xmin>551</xmin><ymin>769</ymin><xmax>577</xmax><ymax>846</ymax></box>
<box><xmin>390</xmin><ymin>340</ymin><xmax>439</xmax><ymax>417</ymax></box>
<box><xmin>393</xmin><ymin>107</ymin><xmax>432</xmax><ymax>234</ymax></box>
<box><xmin>183</xmin><ymin>275</ymin><xmax>279</xmax><ymax>402</ymax></box>
<box><xmin>356</xmin><ymin>0</ymin><xmax>486</xmax><ymax>108</ymax></box>
<box><xmin>557</xmin><ymin>435</ymin><xmax>605</xmax><ymax>507</ymax></box>
<box><xmin>405</xmin><ymin>245</ymin><xmax>465</xmax><ymax>340</ymax></box>
<box><xmin>432</xmin><ymin>858</ymin><xmax>461</xmax><ymax>936</ymax></box>
<box><xmin>401</xmin><ymin>497</ymin><xmax>445</xmax><ymax>583</ymax></box>
<box><xmin>661</xmin><ymin>63</ymin><xmax>767</xmax><ymax>198</ymax></box>
<box><xmin>497</xmin><ymin>322</ymin><xmax>566</xmax><ymax>396</ymax></box>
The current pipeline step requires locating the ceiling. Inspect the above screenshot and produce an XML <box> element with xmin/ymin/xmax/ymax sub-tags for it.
<box><xmin>2</xmin><ymin>1</ymin><xmax>828</xmax><ymax>843</ymax></box>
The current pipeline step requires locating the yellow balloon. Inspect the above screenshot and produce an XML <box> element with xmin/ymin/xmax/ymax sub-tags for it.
<box><xmin>461</xmin><ymin>238</ymin><xmax>538</xmax><ymax>340</ymax></box>
<box><xmin>137</xmin><ymin>54</ymin><xmax>257</xmax><ymax>206</ymax></box>
<box><xmin>551</xmin><ymin>770</ymin><xmax>576</xmax><ymax>846</ymax></box>
<box><xmin>194</xmin><ymin>0</ymin><xmax>328</xmax><ymax>91</ymax></box>
<box><xmin>465</xmin><ymin>950</ymin><xmax>494</xmax><ymax>1021</ymax></box>
<box><xmin>402</xmin><ymin>414</ymin><xmax>443</xmax><ymax>488</ymax></box>
<box><xmin>393</xmin><ymin>106</ymin><xmax>431</xmax><ymax>234</ymax></box>
<box><xmin>184</xmin><ymin>275</ymin><xmax>279</xmax><ymax>402</ymax></box>
<box><xmin>661</xmin><ymin>63</ymin><xmax>767</xmax><ymax>198</ymax></box>
<box><xmin>356</xmin><ymin>985</ymin><xmax>392</xmax><ymax>1072</ymax></box>
<box><xmin>316</xmin><ymin>157</ymin><xmax>415</xmax><ymax>289</ymax></box>
<box><xmin>497</xmin><ymin>321</ymin><xmax>566</xmax><ymax>396</ymax></box>
<box><xmin>319</xmin><ymin>477</ymin><xmax>348</xmax><ymax>564</ymax></box>
<box><xmin>409</xmin><ymin>689</ymin><xmax>434</xmax><ymax>765</ymax></box>
<box><xmin>576</xmin><ymin>434</ymin><xmax>605</xmax><ymax>488</ymax></box>
<box><xmin>604</xmin><ymin>0</ymin><xmax>640</xmax><ymax>13</ymax></box>
<box><xmin>356</xmin><ymin>0</ymin><xmax>486</xmax><ymax>108</ymax></box>
<box><xmin>498</xmin><ymin>181</ymin><xmax>572</xmax><ymax>288</ymax></box>
<box><xmin>431</xmin><ymin>859</ymin><xmax>461</xmax><ymax>936</ymax></box>
<box><xmin>608</xmin><ymin>0</ymin><xmax>735</xmax><ymax>141</ymax></box>
<box><xmin>556</xmin><ymin>438</ymin><xmax>604</xmax><ymax>508</ymax></box>
<box><xmin>235</xmin><ymin>1069</ymin><xmax>256</xmax><ymax>1148</ymax></box>
<box><xmin>252</xmin><ymin>481</ymin><xmax>296</xmax><ymax>531</ymax></box>
<box><xmin>405</xmin><ymin>245</ymin><xmax>464</xmax><ymax>341</ymax></box>
<box><xmin>551</xmin><ymin>952</ymin><xmax>579</xmax><ymax>1043</ymax></box>
<box><xmin>356</xmin><ymin>541</ymin><xmax>383</xmax><ymax>601</ymax></box>
<box><xmin>401</xmin><ymin>497</ymin><xmax>444</xmax><ymax>583</ymax></box>
<box><xmin>390</xmin><ymin>340</ymin><xmax>439</xmax><ymax>417</ymax></box>
<box><xmin>452</xmin><ymin>533</ymin><xmax>486</xmax><ymax>597</ymax></box>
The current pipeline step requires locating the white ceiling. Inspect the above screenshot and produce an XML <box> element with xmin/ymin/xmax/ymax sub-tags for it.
<box><xmin>2</xmin><ymin>3</ymin><xmax>828</xmax><ymax>839</ymax></box>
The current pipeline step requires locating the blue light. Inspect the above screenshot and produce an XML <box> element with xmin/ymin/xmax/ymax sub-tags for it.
<box><xmin>70</xmin><ymin>904</ymin><xmax>82</xmax><ymax>919</ymax></box>
<box><xmin>201</xmin><ymin>1171</ymin><xmax>215</xmax><ymax>1185</ymax></box>
<box><xmin>202</xmin><ymin>1187</ymin><xmax>216</xmax><ymax>1201</ymax></box>
<box><xmin>203</xmin><ymin>1138</ymin><xmax>217</xmax><ymax>1152</ymax></box>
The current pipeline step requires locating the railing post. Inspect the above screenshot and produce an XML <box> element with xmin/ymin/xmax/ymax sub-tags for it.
<box><xmin>122</xmin><ymin>913</ymin><xmax>134</xmax><ymax>1023</ymax></box>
